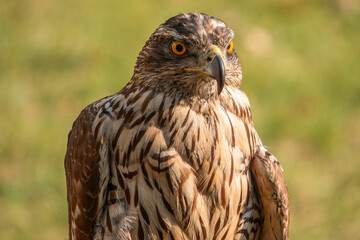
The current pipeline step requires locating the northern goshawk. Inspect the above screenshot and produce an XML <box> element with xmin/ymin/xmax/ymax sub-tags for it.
<box><xmin>65</xmin><ymin>13</ymin><xmax>290</xmax><ymax>240</ymax></box>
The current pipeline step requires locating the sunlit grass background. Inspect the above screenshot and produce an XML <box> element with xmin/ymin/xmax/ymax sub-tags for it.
<box><xmin>1</xmin><ymin>0</ymin><xmax>360</xmax><ymax>239</ymax></box>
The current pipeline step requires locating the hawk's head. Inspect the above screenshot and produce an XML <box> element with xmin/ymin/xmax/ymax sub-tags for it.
<box><xmin>134</xmin><ymin>13</ymin><xmax>242</xmax><ymax>98</ymax></box>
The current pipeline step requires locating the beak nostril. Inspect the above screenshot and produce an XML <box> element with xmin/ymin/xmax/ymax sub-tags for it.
<box><xmin>207</xmin><ymin>57</ymin><xmax>213</xmax><ymax>62</ymax></box>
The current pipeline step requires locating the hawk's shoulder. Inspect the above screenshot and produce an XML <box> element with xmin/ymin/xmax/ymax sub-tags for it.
<box><xmin>64</xmin><ymin>95</ymin><xmax>119</xmax><ymax>240</ymax></box>
<box><xmin>250</xmin><ymin>146</ymin><xmax>290</xmax><ymax>240</ymax></box>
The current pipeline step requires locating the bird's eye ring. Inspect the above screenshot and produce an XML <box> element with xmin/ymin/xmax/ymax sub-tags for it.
<box><xmin>227</xmin><ymin>40</ymin><xmax>234</xmax><ymax>53</ymax></box>
<box><xmin>172</xmin><ymin>41</ymin><xmax>186</xmax><ymax>55</ymax></box>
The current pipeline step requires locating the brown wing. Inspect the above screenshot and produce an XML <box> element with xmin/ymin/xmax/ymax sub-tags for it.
<box><xmin>250</xmin><ymin>146</ymin><xmax>290</xmax><ymax>240</ymax></box>
<box><xmin>65</xmin><ymin>103</ymin><xmax>108</xmax><ymax>240</ymax></box>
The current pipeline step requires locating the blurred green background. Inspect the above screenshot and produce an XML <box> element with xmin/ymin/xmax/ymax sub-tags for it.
<box><xmin>1</xmin><ymin>0</ymin><xmax>359</xmax><ymax>239</ymax></box>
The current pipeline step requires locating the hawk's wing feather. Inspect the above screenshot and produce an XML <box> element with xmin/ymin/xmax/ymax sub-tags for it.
<box><xmin>65</xmin><ymin>104</ymin><xmax>109</xmax><ymax>240</ymax></box>
<box><xmin>250</xmin><ymin>146</ymin><xmax>290</xmax><ymax>240</ymax></box>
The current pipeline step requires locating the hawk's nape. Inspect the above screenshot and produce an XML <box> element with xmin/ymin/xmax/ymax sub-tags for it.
<box><xmin>65</xmin><ymin>13</ymin><xmax>289</xmax><ymax>240</ymax></box>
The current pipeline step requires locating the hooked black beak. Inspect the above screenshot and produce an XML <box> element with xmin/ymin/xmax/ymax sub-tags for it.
<box><xmin>204</xmin><ymin>53</ymin><xmax>226</xmax><ymax>95</ymax></box>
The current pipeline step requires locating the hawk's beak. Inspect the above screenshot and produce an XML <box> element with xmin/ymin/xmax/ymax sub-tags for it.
<box><xmin>204</xmin><ymin>46</ymin><xmax>226</xmax><ymax>95</ymax></box>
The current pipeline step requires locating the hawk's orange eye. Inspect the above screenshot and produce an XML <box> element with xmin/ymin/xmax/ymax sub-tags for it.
<box><xmin>172</xmin><ymin>41</ymin><xmax>186</xmax><ymax>55</ymax></box>
<box><xmin>227</xmin><ymin>40</ymin><xmax>234</xmax><ymax>53</ymax></box>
